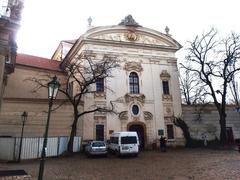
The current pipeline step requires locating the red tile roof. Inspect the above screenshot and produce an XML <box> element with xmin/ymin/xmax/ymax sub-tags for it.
<box><xmin>16</xmin><ymin>53</ymin><xmax>62</xmax><ymax>71</ymax></box>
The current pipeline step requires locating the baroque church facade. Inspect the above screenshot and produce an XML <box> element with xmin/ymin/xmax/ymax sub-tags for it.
<box><xmin>1</xmin><ymin>15</ymin><xmax>184</xmax><ymax>149</ymax></box>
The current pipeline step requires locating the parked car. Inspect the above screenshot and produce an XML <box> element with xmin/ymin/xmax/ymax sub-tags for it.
<box><xmin>85</xmin><ymin>141</ymin><xmax>108</xmax><ymax>157</ymax></box>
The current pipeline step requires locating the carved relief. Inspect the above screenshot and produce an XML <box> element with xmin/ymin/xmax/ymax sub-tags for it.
<box><xmin>93</xmin><ymin>33</ymin><xmax>125</xmax><ymax>41</ymax></box>
<box><xmin>90</xmin><ymin>33</ymin><xmax>169</xmax><ymax>46</ymax></box>
<box><xmin>94</xmin><ymin>92</ymin><xmax>106</xmax><ymax>99</ymax></box>
<box><xmin>162</xmin><ymin>95</ymin><xmax>173</xmax><ymax>101</ymax></box>
<box><xmin>124</xmin><ymin>62</ymin><xmax>143</xmax><ymax>72</ymax></box>
<box><xmin>125</xmin><ymin>93</ymin><xmax>145</xmax><ymax>103</ymax></box>
<box><xmin>119</xmin><ymin>111</ymin><xmax>128</xmax><ymax>120</ymax></box>
<box><xmin>125</xmin><ymin>31</ymin><xmax>139</xmax><ymax>41</ymax></box>
<box><xmin>160</xmin><ymin>70</ymin><xmax>171</xmax><ymax>79</ymax></box>
<box><xmin>144</xmin><ymin>111</ymin><xmax>153</xmax><ymax>120</ymax></box>
<box><xmin>94</xmin><ymin>111</ymin><xmax>106</xmax><ymax>117</ymax></box>
<box><xmin>164</xmin><ymin>106</ymin><xmax>173</xmax><ymax>116</ymax></box>
<box><xmin>140</xmin><ymin>35</ymin><xmax>168</xmax><ymax>46</ymax></box>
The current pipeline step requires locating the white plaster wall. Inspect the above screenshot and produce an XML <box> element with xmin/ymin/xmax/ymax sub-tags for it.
<box><xmin>78</xmin><ymin>30</ymin><xmax>183</xmax><ymax>146</ymax></box>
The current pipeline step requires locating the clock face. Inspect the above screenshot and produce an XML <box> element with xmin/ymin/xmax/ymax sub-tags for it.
<box><xmin>126</xmin><ymin>31</ymin><xmax>138</xmax><ymax>41</ymax></box>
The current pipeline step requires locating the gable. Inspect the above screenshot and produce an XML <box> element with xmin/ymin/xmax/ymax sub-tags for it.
<box><xmin>83</xmin><ymin>26</ymin><xmax>182</xmax><ymax>50</ymax></box>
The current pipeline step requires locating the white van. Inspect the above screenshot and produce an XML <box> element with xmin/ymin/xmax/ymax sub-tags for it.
<box><xmin>108</xmin><ymin>131</ymin><xmax>139</xmax><ymax>156</ymax></box>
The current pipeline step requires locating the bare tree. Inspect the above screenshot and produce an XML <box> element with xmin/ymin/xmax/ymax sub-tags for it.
<box><xmin>229</xmin><ymin>62</ymin><xmax>240</xmax><ymax>108</ymax></box>
<box><xmin>179</xmin><ymin>60</ymin><xmax>208</xmax><ymax>105</ymax></box>
<box><xmin>62</xmin><ymin>52</ymin><xmax>119</xmax><ymax>152</ymax></box>
<box><xmin>181</xmin><ymin>29</ymin><xmax>240</xmax><ymax>144</ymax></box>
<box><xmin>32</xmin><ymin>52</ymin><xmax>119</xmax><ymax>153</ymax></box>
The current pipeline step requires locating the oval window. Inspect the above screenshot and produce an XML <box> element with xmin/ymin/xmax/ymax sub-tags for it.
<box><xmin>132</xmin><ymin>105</ymin><xmax>139</xmax><ymax>116</ymax></box>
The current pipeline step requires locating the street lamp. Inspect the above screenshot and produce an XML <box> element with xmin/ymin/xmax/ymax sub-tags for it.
<box><xmin>38</xmin><ymin>76</ymin><xmax>60</xmax><ymax>180</ymax></box>
<box><xmin>18</xmin><ymin>111</ymin><xmax>28</xmax><ymax>162</ymax></box>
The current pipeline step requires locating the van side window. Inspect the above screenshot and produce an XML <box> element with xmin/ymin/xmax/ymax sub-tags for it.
<box><xmin>121</xmin><ymin>136</ymin><xmax>137</xmax><ymax>144</ymax></box>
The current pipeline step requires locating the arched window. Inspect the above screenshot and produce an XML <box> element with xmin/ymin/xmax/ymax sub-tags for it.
<box><xmin>129</xmin><ymin>72</ymin><xmax>139</xmax><ymax>94</ymax></box>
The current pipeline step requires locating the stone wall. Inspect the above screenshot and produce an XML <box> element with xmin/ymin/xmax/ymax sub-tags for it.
<box><xmin>182</xmin><ymin>104</ymin><xmax>240</xmax><ymax>141</ymax></box>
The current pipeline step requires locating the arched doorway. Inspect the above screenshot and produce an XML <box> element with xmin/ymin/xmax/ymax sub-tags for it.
<box><xmin>128</xmin><ymin>122</ymin><xmax>146</xmax><ymax>149</ymax></box>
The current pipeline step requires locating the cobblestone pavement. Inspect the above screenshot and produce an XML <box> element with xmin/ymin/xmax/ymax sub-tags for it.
<box><xmin>0</xmin><ymin>148</ymin><xmax>240</xmax><ymax>180</ymax></box>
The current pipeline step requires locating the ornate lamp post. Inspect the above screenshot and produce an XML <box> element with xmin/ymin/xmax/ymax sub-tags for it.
<box><xmin>18</xmin><ymin>111</ymin><xmax>28</xmax><ymax>162</ymax></box>
<box><xmin>38</xmin><ymin>76</ymin><xmax>60</xmax><ymax>180</ymax></box>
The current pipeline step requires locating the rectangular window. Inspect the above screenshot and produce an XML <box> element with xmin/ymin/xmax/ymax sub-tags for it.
<box><xmin>167</xmin><ymin>124</ymin><xmax>174</xmax><ymax>139</ymax></box>
<box><xmin>96</xmin><ymin>78</ymin><xmax>104</xmax><ymax>92</ymax></box>
<box><xmin>120</xmin><ymin>136</ymin><xmax>137</xmax><ymax>144</ymax></box>
<box><xmin>162</xmin><ymin>81</ymin><xmax>170</xmax><ymax>95</ymax></box>
<box><xmin>96</xmin><ymin>124</ymin><xmax>104</xmax><ymax>141</ymax></box>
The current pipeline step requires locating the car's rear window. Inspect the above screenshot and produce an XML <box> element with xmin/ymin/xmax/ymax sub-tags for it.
<box><xmin>92</xmin><ymin>142</ymin><xmax>105</xmax><ymax>147</ymax></box>
<box><xmin>121</xmin><ymin>136</ymin><xmax>137</xmax><ymax>144</ymax></box>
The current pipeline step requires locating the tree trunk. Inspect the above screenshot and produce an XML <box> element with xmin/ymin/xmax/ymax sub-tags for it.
<box><xmin>67</xmin><ymin>111</ymin><xmax>78</xmax><ymax>153</ymax></box>
<box><xmin>219</xmin><ymin>112</ymin><xmax>227</xmax><ymax>145</ymax></box>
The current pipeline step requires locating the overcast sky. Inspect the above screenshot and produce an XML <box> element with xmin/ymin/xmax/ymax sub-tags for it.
<box><xmin>16</xmin><ymin>0</ymin><xmax>240</xmax><ymax>60</ymax></box>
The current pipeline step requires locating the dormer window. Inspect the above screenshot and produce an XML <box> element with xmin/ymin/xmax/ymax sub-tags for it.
<box><xmin>129</xmin><ymin>72</ymin><xmax>139</xmax><ymax>94</ymax></box>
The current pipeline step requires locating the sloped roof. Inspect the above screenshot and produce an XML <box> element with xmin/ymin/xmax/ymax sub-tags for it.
<box><xmin>16</xmin><ymin>53</ymin><xmax>62</xmax><ymax>71</ymax></box>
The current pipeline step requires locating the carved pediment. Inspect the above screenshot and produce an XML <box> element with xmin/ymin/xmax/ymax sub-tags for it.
<box><xmin>124</xmin><ymin>62</ymin><xmax>143</xmax><ymax>72</ymax></box>
<box><xmin>160</xmin><ymin>70</ymin><xmax>171</xmax><ymax>79</ymax></box>
<box><xmin>76</xmin><ymin>22</ymin><xmax>182</xmax><ymax>53</ymax></box>
<box><xmin>89</xmin><ymin>33</ymin><xmax>170</xmax><ymax>46</ymax></box>
<box><xmin>144</xmin><ymin>111</ymin><xmax>153</xmax><ymax>120</ymax></box>
<box><xmin>124</xmin><ymin>93</ymin><xmax>145</xmax><ymax>104</ymax></box>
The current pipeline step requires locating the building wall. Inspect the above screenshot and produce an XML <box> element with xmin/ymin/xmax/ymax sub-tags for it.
<box><xmin>0</xmin><ymin>99</ymin><xmax>74</xmax><ymax>137</ymax></box>
<box><xmin>0</xmin><ymin>64</ymin><xmax>81</xmax><ymax>138</ymax></box>
<box><xmin>0</xmin><ymin>23</ymin><xmax>185</xmax><ymax>148</ymax></box>
<box><xmin>182</xmin><ymin>105</ymin><xmax>240</xmax><ymax>141</ymax></box>
<box><xmin>73</xmin><ymin>26</ymin><xmax>184</xmax><ymax>148</ymax></box>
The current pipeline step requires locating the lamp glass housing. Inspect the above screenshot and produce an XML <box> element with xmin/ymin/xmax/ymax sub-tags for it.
<box><xmin>48</xmin><ymin>76</ymin><xmax>60</xmax><ymax>99</ymax></box>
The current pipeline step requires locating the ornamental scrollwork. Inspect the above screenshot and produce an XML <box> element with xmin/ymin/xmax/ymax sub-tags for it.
<box><xmin>124</xmin><ymin>93</ymin><xmax>145</xmax><ymax>104</ymax></box>
<box><xmin>144</xmin><ymin>111</ymin><xmax>153</xmax><ymax>120</ymax></box>
<box><xmin>124</xmin><ymin>62</ymin><xmax>143</xmax><ymax>72</ymax></box>
<box><xmin>119</xmin><ymin>111</ymin><xmax>128</xmax><ymax>120</ymax></box>
<box><xmin>162</xmin><ymin>94</ymin><xmax>173</xmax><ymax>101</ymax></box>
<box><xmin>160</xmin><ymin>70</ymin><xmax>171</xmax><ymax>79</ymax></box>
